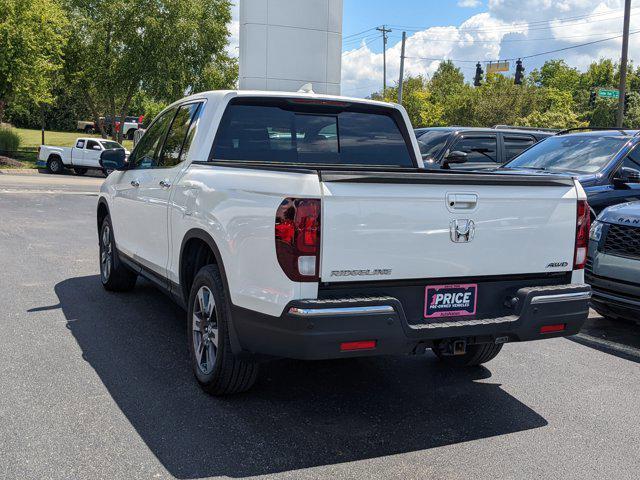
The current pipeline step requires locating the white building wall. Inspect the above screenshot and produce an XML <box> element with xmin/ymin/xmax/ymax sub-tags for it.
<box><xmin>239</xmin><ymin>0</ymin><xmax>343</xmax><ymax>95</ymax></box>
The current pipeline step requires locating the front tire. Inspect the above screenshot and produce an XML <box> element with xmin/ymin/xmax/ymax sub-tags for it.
<box><xmin>47</xmin><ymin>156</ymin><xmax>64</xmax><ymax>174</ymax></box>
<box><xmin>99</xmin><ymin>216</ymin><xmax>137</xmax><ymax>291</ymax></box>
<box><xmin>432</xmin><ymin>343</ymin><xmax>503</xmax><ymax>367</ymax></box>
<box><xmin>74</xmin><ymin>168</ymin><xmax>87</xmax><ymax>176</ymax></box>
<box><xmin>188</xmin><ymin>265</ymin><xmax>258</xmax><ymax>395</ymax></box>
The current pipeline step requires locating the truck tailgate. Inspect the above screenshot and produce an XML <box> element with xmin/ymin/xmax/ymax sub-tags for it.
<box><xmin>319</xmin><ymin>171</ymin><xmax>578</xmax><ymax>282</ymax></box>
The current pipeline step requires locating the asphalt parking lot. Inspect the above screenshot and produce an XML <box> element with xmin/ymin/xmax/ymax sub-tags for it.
<box><xmin>1</xmin><ymin>172</ymin><xmax>640</xmax><ymax>480</ymax></box>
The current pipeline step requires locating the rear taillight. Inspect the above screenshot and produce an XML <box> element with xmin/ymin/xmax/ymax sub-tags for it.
<box><xmin>574</xmin><ymin>199</ymin><xmax>591</xmax><ymax>270</ymax></box>
<box><xmin>275</xmin><ymin>198</ymin><xmax>321</xmax><ymax>282</ymax></box>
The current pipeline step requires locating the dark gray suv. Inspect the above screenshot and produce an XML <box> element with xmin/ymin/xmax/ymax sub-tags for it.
<box><xmin>586</xmin><ymin>201</ymin><xmax>640</xmax><ymax>323</ymax></box>
<box><xmin>414</xmin><ymin>126</ymin><xmax>554</xmax><ymax>170</ymax></box>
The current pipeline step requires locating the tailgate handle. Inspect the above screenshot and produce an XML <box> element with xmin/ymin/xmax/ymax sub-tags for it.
<box><xmin>447</xmin><ymin>193</ymin><xmax>478</xmax><ymax>210</ymax></box>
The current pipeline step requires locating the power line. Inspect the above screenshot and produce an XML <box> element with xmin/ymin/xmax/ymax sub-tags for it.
<box><xmin>342</xmin><ymin>31</ymin><xmax>383</xmax><ymax>47</ymax></box>
<box><xmin>402</xmin><ymin>30</ymin><xmax>640</xmax><ymax>64</ymax></box>
<box><xmin>386</xmin><ymin>30</ymin><xmax>626</xmax><ymax>45</ymax></box>
<box><xmin>342</xmin><ymin>35</ymin><xmax>381</xmax><ymax>57</ymax></box>
<box><xmin>520</xmin><ymin>30</ymin><xmax>640</xmax><ymax>59</ymax></box>
<box><xmin>386</xmin><ymin>7</ymin><xmax>640</xmax><ymax>34</ymax></box>
<box><xmin>342</xmin><ymin>27</ymin><xmax>378</xmax><ymax>40</ymax></box>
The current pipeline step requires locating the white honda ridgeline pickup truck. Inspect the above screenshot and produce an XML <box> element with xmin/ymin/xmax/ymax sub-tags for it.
<box><xmin>97</xmin><ymin>90</ymin><xmax>592</xmax><ymax>395</ymax></box>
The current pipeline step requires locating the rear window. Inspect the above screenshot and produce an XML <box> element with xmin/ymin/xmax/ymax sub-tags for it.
<box><xmin>211</xmin><ymin>99</ymin><xmax>414</xmax><ymax>167</ymax></box>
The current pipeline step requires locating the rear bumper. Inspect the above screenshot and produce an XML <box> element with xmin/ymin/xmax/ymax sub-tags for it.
<box><xmin>232</xmin><ymin>283</ymin><xmax>591</xmax><ymax>360</ymax></box>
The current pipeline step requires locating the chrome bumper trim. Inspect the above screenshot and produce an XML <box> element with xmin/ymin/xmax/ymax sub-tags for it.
<box><xmin>288</xmin><ymin>305</ymin><xmax>395</xmax><ymax>317</ymax></box>
<box><xmin>530</xmin><ymin>291</ymin><xmax>591</xmax><ymax>305</ymax></box>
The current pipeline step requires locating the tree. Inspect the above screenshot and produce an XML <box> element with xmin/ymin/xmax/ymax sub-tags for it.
<box><xmin>0</xmin><ymin>0</ymin><xmax>68</xmax><ymax>124</ymax></box>
<box><xmin>531</xmin><ymin>60</ymin><xmax>581</xmax><ymax>93</ymax></box>
<box><xmin>64</xmin><ymin>0</ymin><xmax>234</xmax><ymax>141</ymax></box>
<box><xmin>371</xmin><ymin>76</ymin><xmax>445</xmax><ymax>127</ymax></box>
<box><xmin>191</xmin><ymin>56</ymin><xmax>239</xmax><ymax>93</ymax></box>
<box><xmin>430</xmin><ymin>60</ymin><xmax>465</xmax><ymax>104</ymax></box>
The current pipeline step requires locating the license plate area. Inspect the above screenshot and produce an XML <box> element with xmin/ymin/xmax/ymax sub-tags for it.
<box><xmin>424</xmin><ymin>284</ymin><xmax>477</xmax><ymax>320</ymax></box>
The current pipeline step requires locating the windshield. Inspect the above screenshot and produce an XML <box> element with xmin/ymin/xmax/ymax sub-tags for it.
<box><xmin>100</xmin><ymin>140</ymin><xmax>123</xmax><ymax>150</ymax></box>
<box><xmin>416</xmin><ymin>130</ymin><xmax>450</xmax><ymax>158</ymax></box>
<box><xmin>504</xmin><ymin>135</ymin><xmax>629</xmax><ymax>173</ymax></box>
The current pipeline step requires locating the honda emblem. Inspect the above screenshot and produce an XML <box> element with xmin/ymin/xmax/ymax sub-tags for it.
<box><xmin>450</xmin><ymin>219</ymin><xmax>475</xmax><ymax>243</ymax></box>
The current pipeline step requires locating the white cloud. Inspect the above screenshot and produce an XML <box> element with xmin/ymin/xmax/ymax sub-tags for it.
<box><xmin>458</xmin><ymin>0</ymin><xmax>482</xmax><ymax>7</ymax></box>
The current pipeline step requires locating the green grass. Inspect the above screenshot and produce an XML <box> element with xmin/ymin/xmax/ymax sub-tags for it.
<box><xmin>15</xmin><ymin>128</ymin><xmax>133</xmax><ymax>150</ymax></box>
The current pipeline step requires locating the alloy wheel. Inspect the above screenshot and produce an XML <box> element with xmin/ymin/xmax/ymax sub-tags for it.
<box><xmin>192</xmin><ymin>286</ymin><xmax>218</xmax><ymax>375</ymax></box>
<box><xmin>100</xmin><ymin>224</ymin><xmax>112</xmax><ymax>282</ymax></box>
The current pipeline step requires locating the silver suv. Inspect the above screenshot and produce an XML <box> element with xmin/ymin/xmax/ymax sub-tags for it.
<box><xmin>586</xmin><ymin>202</ymin><xmax>640</xmax><ymax>323</ymax></box>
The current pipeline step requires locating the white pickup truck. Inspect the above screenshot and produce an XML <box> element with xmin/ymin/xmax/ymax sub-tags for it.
<box><xmin>97</xmin><ymin>90</ymin><xmax>592</xmax><ymax>395</ymax></box>
<box><xmin>38</xmin><ymin>137</ymin><xmax>129</xmax><ymax>176</ymax></box>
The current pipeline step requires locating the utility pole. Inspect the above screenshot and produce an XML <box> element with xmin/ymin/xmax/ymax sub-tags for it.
<box><xmin>616</xmin><ymin>0</ymin><xmax>632</xmax><ymax>128</ymax></box>
<box><xmin>40</xmin><ymin>104</ymin><xmax>45</xmax><ymax>146</ymax></box>
<box><xmin>376</xmin><ymin>25</ymin><xmax>392</xmax><ymax>93</ymax></box>
<box><xmin>398</xmin><ymin>31</ymin><xmax>407</xmax><ymax>105</ymax></box>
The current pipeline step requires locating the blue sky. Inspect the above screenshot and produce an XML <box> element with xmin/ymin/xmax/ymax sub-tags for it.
<box><xmin>343</xmin><ymin>0</ymin><xmax>485</xmax><ymax>54</ymax></box>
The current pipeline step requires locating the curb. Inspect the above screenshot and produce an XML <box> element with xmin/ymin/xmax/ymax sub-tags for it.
<box><xmin>0</xmin><ymin>168</ymin><xmax>40</xmax><ymax>175</ymax></box>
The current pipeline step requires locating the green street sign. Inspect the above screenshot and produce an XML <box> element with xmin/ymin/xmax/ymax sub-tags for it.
<box><xmin>598</xmin><ymin>89</ymin><xmax>620</xmax><ymax>99</ymax></box>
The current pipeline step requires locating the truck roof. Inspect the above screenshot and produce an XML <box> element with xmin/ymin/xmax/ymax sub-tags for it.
<box><xmin>166</xmin><ymin>89</ymin><xmax>397</xmax><ymax>111</ymax></box>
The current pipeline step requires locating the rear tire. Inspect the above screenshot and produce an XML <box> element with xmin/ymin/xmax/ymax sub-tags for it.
<box><xmin>127</xmin><ymin>129</ymin><xmax>135</xmax><ymax>140</ymax></box>
<box><xmin>432</xmin><ymin>343</ymin><xmax>503</xmax><ymax>367</ymax></box>
<box><xmin>74</xmin><ymin>168</ymin><xmax>87</xmax><ymax>176</ymax></box>
<box><xmin>47</xmin><ymin>156</ymin><xmax>64</xmax><ymax>174</ymax></box>
<box><xmin>188</xmin><ymin>264</ymin><xmax>258</xmax><ymax>395</ymax></box>
<box><xmin>99</xmin><ymin>216</ymin><xmax>137</xmax><ymax>292</ymax></box>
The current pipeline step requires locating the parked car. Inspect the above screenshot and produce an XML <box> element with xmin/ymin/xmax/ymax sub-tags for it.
<box><xmin>77</xmin><ymin>120</ymin><xmax>95</xmax><ymax>133</ymax></box>
<box><xmin>97</xmin><ymin>90</ymin><xmax>591</xmax><ymax>395</ymax></box>
<box><xmin>503</xmin><ymin>129</ymin><xmax>640</xmax><ymax>219</ymax></box>
<box><xmin>101</xmin><ymin>116</ymin><xmax>144</xmax><ymax>139</ymax></box>
<box><xmin>37</xmin><ymin>137</ymin><xmax>129</xmax><ymax>176</ymax></box>
<box><xmin>414</xmin><ymin>126</ymin><xmax>554</xmax><ymax>170</ymax></box>
<box><xmin>587</xmin><ymin>201</ymin><xmax>640</xmax><ymax>323</ymax></box>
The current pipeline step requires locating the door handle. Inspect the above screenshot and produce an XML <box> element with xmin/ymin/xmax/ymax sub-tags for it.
<box><xmin>447</xmin><ymin>193</ymin><xmax>478</xmax><ymax>210</ymax></box>
<box><xmin>159</xmin><ymin>179</ymin><xmax>172</xmax><ymax>188</ymax></box>
<box><xmin>130</xmin><ymin>179</ymin><xmax>140</xmax><ymax>187</ymax></box>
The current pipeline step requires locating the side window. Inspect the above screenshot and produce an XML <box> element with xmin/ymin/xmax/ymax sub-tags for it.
<box><xmin>504</xmin><ymin>135</ymin><xmax>535</xmax><ymax>161</ymax></box>
<box><xmin>128</xmin><ymin>108</ymin><xmax>176</xmax><ymax>169</ymax></box>
<box><xmin>76</xmin><ymin>140</ymin><xmax>85</xmax><ymax>149</ymax></box>
<box><xmin>157</xmin><ymin>103</ymin><xmax>202</xmax><ymax>167</ymax></box>
<box><xmin>623</xmin><ymin>145</ymin><xmax>640</xmax><ymax>171</ymax></box>
<box><xmin>451</xmin><ymin>136</ymin><xmax>498</xmax><ymax>163</ymax></box>
<box><xmin>86</xmin><ymin>140</ymin><xmax>101</xmax><ymax>151</ymax></box>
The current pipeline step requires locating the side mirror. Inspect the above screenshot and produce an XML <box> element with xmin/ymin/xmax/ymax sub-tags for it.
<box><xmin>615</xmin><ymin>167</ymin><xmax>640</xmax><ymax>185</ymax></box>
<box><xmin>443</xmin><ymin>150</ymin><xmax>468</xmax><ymax>168</ymax></box>
<box><xmin>99</xmin><ymin>149</ymin><xmax>127</xmax><ymax>171</ymax></box>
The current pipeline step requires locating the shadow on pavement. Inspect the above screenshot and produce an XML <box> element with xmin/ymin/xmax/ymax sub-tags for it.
<box><xmin>36</xmin><ymin>275</ymin><xmax>548</xmax><ymax>479</ymax></box>
<box><xmin>570</xmin><ymin>316</ymin><xmax>640</xmax><ymax>364</ymax></box>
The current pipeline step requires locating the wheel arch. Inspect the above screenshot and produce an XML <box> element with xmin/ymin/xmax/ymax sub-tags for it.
<box><xmin>97</xmin><ymin>198</ymin><xmax>110</xmax><ymax>234</ymax></box>
<box><xmin>179</xmin><ymin>228</ymin><xmax>242</xmax><ymax>354</ymax></box>
<box><xmin>179</xmin><ymin>229</ymin><xmax>231</xmax><ymax>306</ymax></box>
